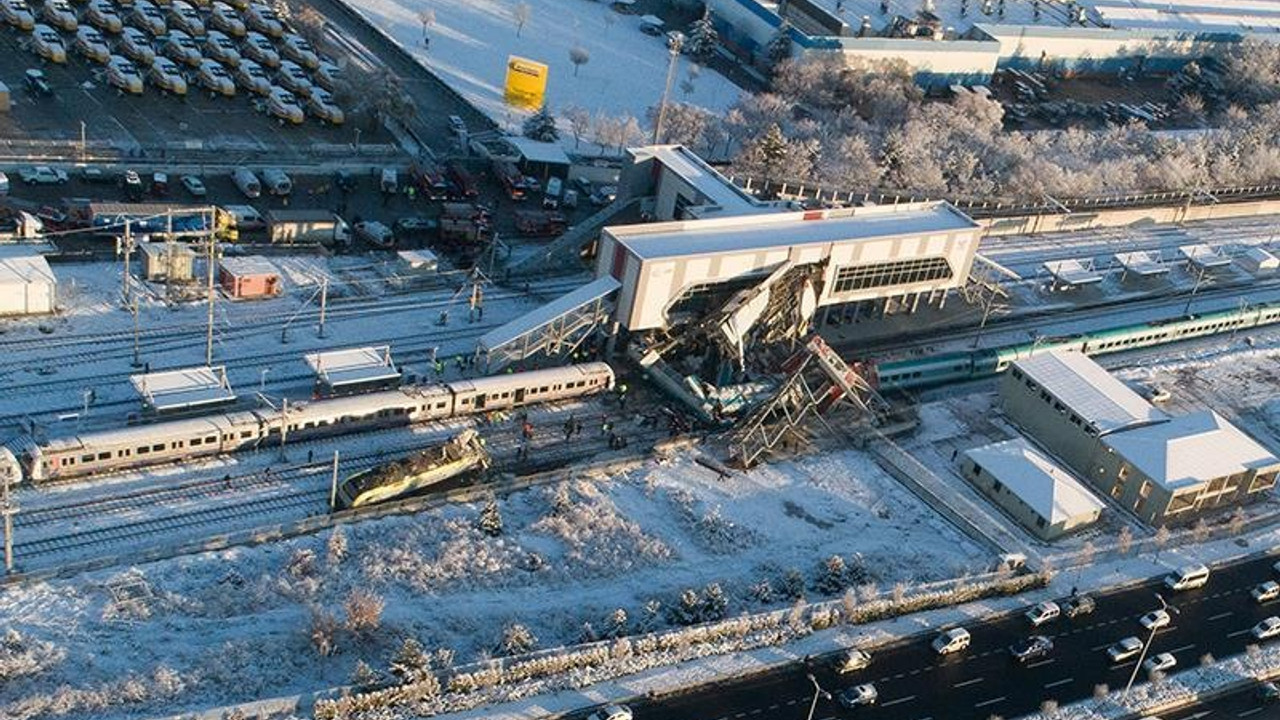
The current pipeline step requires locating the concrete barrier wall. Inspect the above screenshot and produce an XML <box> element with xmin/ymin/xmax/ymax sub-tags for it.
<box><xmin>979</xmin><ymin>198</ymin><xmax>1280</xmax><ymax>237</ymax></box>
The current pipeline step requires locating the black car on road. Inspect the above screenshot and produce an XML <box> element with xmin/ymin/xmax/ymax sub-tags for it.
<box><xmin>1009</xmin><ymin>635</ymin><xmax>1054</xmax><ymax>663</ymax></box>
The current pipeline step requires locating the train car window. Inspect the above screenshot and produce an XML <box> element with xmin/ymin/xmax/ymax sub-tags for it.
<box><xmin>62</xmin><ymin>457</ymin><xmax>74</xmax><ymax>466</ymax></box>
<box><xmin>138</xmin><ymin>446</ymin><xmax>150</xmax><ymax>455</ymax></box>
<box><xmin>304</xmin><ymin>422</ymin><xmax>315</xmax><ymax>429</ymax></box>
<box><xmin>122</xmin><ymin>449</ymin><xmax>131</xmax><ymax>457</ymax></box>
<box><xmin>97</xmin><ymin>452</ymin><xmax>110</xmax><ymax>461</ymax></box>
<box><xmin>81</xmin><ymin>454</ymin><xmax>94</xmax><ymax>463</ymax></box>
<box><xmin>240</xmin><ymin>431</ymin><xmax>253</xmax><ymax>439</ymax></box>
<box><xmin>191</xmin><ymin>438</ymin><xmax>203</xmax><ymax>446</ymax></box>
<box><xmin>153</xmin><ymin>444</ymin><xmax>165</xmax><ymax>452</ymax></box>
<box><xmin>206</xmin><ymin>436</ymin><xmax>216</xmax><ymax>444</ymax></box>
<box><xmin>540</xmin><ymin>386</ymin><xmax>548</xmax><ymax>393</ymax></box>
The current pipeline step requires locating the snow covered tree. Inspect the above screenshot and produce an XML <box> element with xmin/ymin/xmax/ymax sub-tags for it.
<box><xmin>673</xmin><ymin>588</ymin><xmax>701</xmax><ymax>625</ymax></box>
<box><xmin>309</xmin><ymin>608</ymin><xmax>340</xmax><ymax>657</ymax></box>
<box><xmin>326</xmin><ymin>526</ymin><xmax>348</xmax><ymax>566</ymax></box>
<box><xmin>780</xmin><ymin>567</ymin><xmax>806</xmax><ymax>599</ymax></box>
<box><xmin>816</xmin><ymin>554</ymin><xmax>847</xmax><ymax>595</ymax></box>
<box><xmin>1153</xmin><ymin>525</ymin><xmax>1171</xmax><ymax>558</ymax></box>
<box><xmin>564</xmin><ymin>106</ymin><xmax>591</xmax><ymax>149</ymax></box>
<box><xmin>478</xmin><ymin>498</ymin><xmax>504</xmax><ymax>536</ymax></box>
<box><xmin>512</xmin><ymin>1</ymin><xmax>532</xmax><ymax>37</ymax></box>
<box><xmin>569</xmin><ymin>45</ymin><xmax>590</xmax><ymax>77</ymax></box>
<box><xmin>499</xmin><ymin>623</ymin><xmax>538</xmax><ymax>656</ymax></box>
<box><xmin>646</xmin><ymin>102</ymin><xmax>711</xmax><ymax>147</ymax></box>
<box><xmin>765</xmin><ymin>23</ymin><xmax>792</xmax><ymax>72</ymax></box>
<box><xmin>578</xmin><ymin>621</ymin><xmax>598</xmax><ymax>643</ymax></box>
<box><xmin>701</xmin><ymin>582</ymin><xmax>728</xmax><ymax>621</ymax></box>
<box><xmin>391</xmin><ymin>638</ymin><xmax>430</xmax><ymax>681</ymax></box>
<box><xmin>351</xmin><ymin>659</ymin><xmax>379</xmax><ymax>688</ymax></box>
<box><xmin>344</xmin><ymin>589</ymin><xmax>385</xmax><ymax>637</ymax></box>
<box><xmin>685</xmin><ymin>8</ymin><xmax>719</xmax><ymax>61</ymax></box>
<box><xmin>1229</xmin><ymin>506</ymin><xmax>1247</xmax><ymax>535</ymax></box>
<box><xmin>641</xmin><ymin>599</ymin><xmax>662</xmax><ymax>630</ymax></box>
<box><xmin>605</xmin><ymin>608</ymin><xmax>628</xmax><ymax>638</ymax></box>
<box><xmin>749</xmin><ymin>578</ymin><xmax>774</xmax><ymax>604</ymax></box>
<box><xmin>522</xmin><ymin>105</ymin><xmax>560</xmax><ymax>142</ymax></box>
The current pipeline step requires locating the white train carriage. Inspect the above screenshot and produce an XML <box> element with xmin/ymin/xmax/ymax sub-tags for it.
<box><xmin>268</xmin><ymin>385</ymin><xmax>455</xmax><ymax>441</ymax></box>
<box><xmin>27</xmin><ymin>411</ymin><xmax>264</xmax><ymax>482</ymax></box>
<box><xmin>448</xmin><ymin>363</ymin><xmax>614</xmax><ymax>414</ymax></box>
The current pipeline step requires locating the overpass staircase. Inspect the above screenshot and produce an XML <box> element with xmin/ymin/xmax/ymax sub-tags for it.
<box><xmin>506</xmin><ymin>198</ymin><xmax>642</xmax><ymax>278</ymax></box>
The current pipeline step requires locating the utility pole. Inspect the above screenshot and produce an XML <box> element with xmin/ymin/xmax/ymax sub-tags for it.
<box><xmin>279</xmin><ymin>397</ymin><xmax>289</xmax><ymax>461</ymax></box>
<box><xmin>205</xmin><ymin>215</ymin><xmax>217</xmax><ymax>366</ymax></box>
<box><xmin>329</xmin><ymin>450</ymin><xmax>340</xmax><ymax>511</ymax></box>
<box><xmin>2</xmin><ymin>464</ymin><xmax>16</xmax><ymax>574</ymax></box>
<box><xmin>121</xmin><ymin>222</ymin><xmax>134</xmax><ymax>304</ymax></box>
<box><xmin>318</xmin><ymin>278</ymin><xmax>328</xmax><ymax>338</ymax></box>
<box><xmin>652</xmin><ymin>32</ymin><xmax>685</xmax><ymax>143</ymax></box>
<box><xmin>165</xmin><ymin>210</ymin><xmax>174</xmax><ymax>302</ymax></box>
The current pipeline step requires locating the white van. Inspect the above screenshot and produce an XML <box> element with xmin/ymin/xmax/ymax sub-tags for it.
<box><xmin>380</xmin><ymin>167</ymin><xmax>398</xmax><ymax>194</ymax></box>
<box><xmin>232</xmin><ymin>167</ymin><xmax>261</xmax><ymax>198</ymax></box>
<box><xmin>932</xmin><ymin>627</ymin><xmax>971</xmax><ymax>655</ymax></box>
<box><xmin>262</xmin><ymin>168</ymin><xmax>292</xmax><ymax>196</ymax></box>
<box><xmin>542</xmin><ymin>176</ymin><xmax>563</xmax><ymax>209</ymax></box>
<box><xmin>1164</xmin><ymin>564</ymin><xmax>1210</xmax><ymax>591</ymax></box>
<box><xmin>1026</xmin><ymin>601</ymin><xmax>1060</xmax><ymax>627</ymax></box>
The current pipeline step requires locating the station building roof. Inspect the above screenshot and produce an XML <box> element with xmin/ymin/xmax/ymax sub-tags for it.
<box><xmin>628</xmin><ymin>145</ymin><xmax>763</xmax><ymax>217</ymax></box>
<box><xmin>965</xmin><ymin>438</ymin><xmax>1105</xmax><ymax>524</ymax></box>
<box><xmin>1011</xmin><ymin>351</ymin><xmax>1169</xmax><ymax>436</ymax></box>
<box><xmin>1103</xmin><ymin>410</ymin><xmax>1280</xmax><ymax>491</ymax></box>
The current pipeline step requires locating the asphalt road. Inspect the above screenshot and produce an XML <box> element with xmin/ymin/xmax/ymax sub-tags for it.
<box><xmin>635</xmin><ymin>554</ymin><xmax>1280</xmax><ymax>720</ymax></box>
<box><xmin>1163</xmin><ymin>683</ymin><xmax>1280</xmax><ymax>720</ymax></box>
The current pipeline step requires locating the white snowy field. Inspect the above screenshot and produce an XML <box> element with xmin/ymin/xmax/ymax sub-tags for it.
<box><xmin>347</xmin><ymin>0</ymin><xmax>743</xmax><ymax>135</ymax></box>
<box><xmin>0</xmin><ymin>449</ymin><xmax>982</xmax><ymax>719</ymax></box>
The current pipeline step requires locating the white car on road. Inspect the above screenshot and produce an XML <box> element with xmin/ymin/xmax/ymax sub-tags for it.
<box><xmin>1253</xmin><ymin>617</ymin><xmax>1280</xmax><ymax>641</ymax></box>
<box><xmin>1107</xmin><ymin>637</ymin><xmax>1143</xmax><ymax>663</ymax></box>
<box><xmin>932</xmin><ymin>627</ymin><xmax>971</xmax><ymax>655</ymax></box>
<box><xmin>1026</xmin><ymin>601</ymin><xmax>1060</xmax><ymax>627</ymax></box>
<box><xmin>19</xmin><ymin>166</ymin><xmax>67</xmax><ymax>185</ymax></box>
<box><xmin>1142</xmin><ymin>652</ymin><xmax>1176</xmax><ymax>676</ymax></box>
<box><xmin>1138</xmin><ymin>609</ymin><xmax>1171</xmax><ymax>632</ymax></box>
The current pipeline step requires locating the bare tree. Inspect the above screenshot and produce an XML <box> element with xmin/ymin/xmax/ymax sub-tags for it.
<box><xmin>1117</xmin><ymin>526</ymin><xmax>1134</xmax><ymax>555</ymax></box>
<box><xmin>564</xmin><ymin>105</ymin><xmax>591</xmax><ymax>148</ymax></box>
<box><xmin>512</xmin><ymin>1</ymin><xmax>532</xmax><ymax>37</ymax></box>
<box><xmin>1153</xmin><ymin>525</ymin><xmax>1171</xmax><ymax>560</ymax></box>
<box><xmin>1229</xmin><ymin>507</ymin><xmax>1247</xmax><ymax>536</ymax></box>
<box><xmin>569</xmin><ymin>45</ymin><xmax>590</xmax><ymax>77</ymax></box>
<box><xmin>1192</xmin><ymin>518</ymin><xmax>1210</xmax><ymax>543</ymax></box>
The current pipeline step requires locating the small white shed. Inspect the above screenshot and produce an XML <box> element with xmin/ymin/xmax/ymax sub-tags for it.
<box><xmin>0</xmin><ymin>254</ymin><xmax>56</xmax><ymax>316</ymax></box>
<box><xmin>1241</xmin><ymin>247</ymin><xmax>1279</xmax><ymax>274</ymax></box>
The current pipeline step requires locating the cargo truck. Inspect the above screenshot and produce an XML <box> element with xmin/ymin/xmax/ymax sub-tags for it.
<box><xmin>264</xmin><ymin>208</ymin><xmax>350</xmax><ymax>245</ymax></box>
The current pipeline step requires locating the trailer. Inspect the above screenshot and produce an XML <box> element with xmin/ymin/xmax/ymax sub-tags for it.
<box><xmin>265</xmin><ymin>209</ymin><xmax>350</xmax><ymax>245</ymax></box>
<box><xmin>65</xmin><ymin>201</ymin><xmax>219</xmax><ymax>235</ymax></box>
<box><xmin>514</xmin><ymin>209</ymin><xmax>567</xmax><ymax>237</ymax></box>
<box><xmin>439</xmin><ymin>202</ymin><xmax>491</xmax><ymax>243</ymax></box>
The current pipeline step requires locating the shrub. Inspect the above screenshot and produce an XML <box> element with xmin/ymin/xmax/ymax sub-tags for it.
<box><xmin>344</xmin><ymin>589</ymin><xmax>385</xmax><ymax>637</ymax></box>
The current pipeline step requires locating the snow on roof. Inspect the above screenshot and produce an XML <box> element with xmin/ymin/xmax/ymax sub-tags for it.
<box><xmin>219</xmin><ymin>255</ymin><xmax>279</xmax><ymax>277</ymax></box>
<box><xmin>1103</xmin><ymin>410</ymin><xmax>1280</xmax><ymax>491</ymax></box>
<box><xmin>139</xmin><ymin>242</ymin><xmax>195</xmax><ymax>259</ymax></box>
<box><xmin>1012</xmin><ymin>351</ymin><xmax>1169</xmax><ymax>435</ymax></box>
<box><xmin>1245</xmin><ymin>247</ymin><xmax>1279</xmax><ymax>268</ymax></box>
<box><xmin>130</xmin><ymin>365</ymin><xmax>236</xmax><ymax>412</ymax></box>
<box><xmin>965</xmin><ymin>438</ymin><xmax>1105</xmax><ymax>524</ymax></box>
<box><xmin>607</xmin><ymin>201</ymin><xmax>978</xmax><ymax>261</ymax></box>
<box><xmin>0</xmin><ymin>253</ymin><xmax>54</xmax><ymax>286</ymax></box>
<box><xmin>304</xmin><ymin>346</ymin><xmax>400</xmax><ymax>388</ymax></box>
<box><xmin>1092</xmin><ymin>0</ymin><xmax>1280</xmax><ymax>33</ymax></box>
<box><xmin>1179</xmin><ymin>243</ymin><xmax>1232</xmax><ymax>268</ymax></box>
<box><xmin>1114</xmin><ymin>250</ymin><xmax>1169</xmax><ymax>276</ymax></box>
<box><xmin>630</xmin><ymin>145</ymin><xmax>763</xmax><ymax>215</ymax></box>
<box><xmin>397</xmin><ymin>249</ymin><xmax>438</xmax><ymax>270</ymax></box>
<box><xmin>1043</xmin><ymin>259</ymin><xmax>1103</xmax><ymax>285</ymax></box>
<box><xmin>638</xmin><ymin>14</ymin><xmax>663</xmax><ymax>26</ymax></box>
<box><xmin>479</xmin><ymin>276</ymin><xmax>620</xmax><ymax>352</ymax></box>
<box><xmin>505</xmin><ymin>137</ymin><xmax>571</xmax><ymax>166</ymax></box>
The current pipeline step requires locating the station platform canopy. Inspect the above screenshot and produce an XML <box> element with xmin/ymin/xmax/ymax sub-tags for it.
<box><xmin>1113</xmin><ymin>250</ymin><xmax>1169</xmax><ymax>277</ymax></box>
<box><xmin>479</xmin><ymin>276</ymin><xmax>619</xmax><ymax>372</ymax></box>
<box><xmin>1043</xmin><ymin>259</ymin><xmax>1103</xmax><ymax>287</ymax></box>
<box><xmin>304</xmin><ymin>346</ymin><xmax>400</xmax><ymax>393</ymax></box>
<box><xmin>131</xmin><ymin>365</ymin><xmax>236</xmax><ymax>414</ymax></box>
<box><xmin>1179</xmin><ymin>244</ymin><xmax>1232</xmax><ymax>269</ymax></box>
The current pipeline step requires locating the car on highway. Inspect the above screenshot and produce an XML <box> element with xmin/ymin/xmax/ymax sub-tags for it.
<box><xmin>1008</xmin><ymin>635</ymin><xmax>1054</xmax><ymax>664</ymax></box>
<box><xmin>196</xmin><ymin>59</ymin><xmax>235</xmax><ymax>96</ymax></box>
<box><xmin>122</xmin><ymin>169</ymin><xmax>144</xmax><ymax>199</ymax></box>
<box><xmin>106</xmin><ymin>56</ymin><xmax>144</xmax><ymax>94</ymax></box>
<box><xmin>19</xmin><ymin>166</ymin><xmax>67</xmax><ymax>185</ymax></box>
<box><xmin>1107</xmin><ymin>637</ymin><xmax>1143</xmax><ymax>663</ymax></box>
<box><xmin>836</xmin><ymin>648</ymin><xmax>872</xmax><ymax>674</ymax></box>
<box><xmin>265</xmin><ymin>87</ymin><xmax>304</xmax><ymax>124</ymax></box>
<box><xmin>305</xmin><ymin>88</ymin><xmax>344</xmax><ymax>125</ymax></box>
<box><xmin>836</xmin><ymin>683</ymin><xmax>878</xmax><ymax>708</ymax></box>
<box><xmin>147</xmin><ymin>56</ymin><xmax>188</xmax><ymax>95</ymax></box>
<box><xmin>1254</xmin><ymin>581</ymin><xmax>1280</xmax><ymax>603</ymax></box>
<box><xmin>85</xmin><ymin>0</ymin><xmax>122</xmax><ymax>33</ymax></box>
<box><xmin>932</xmin><ymin>627</ymin><xmax>971</xmax><ymax>656</ymax></box>
<box><xmin>1253</xmin><ymin>616</ymin><xmax>1280</xmax><ymax>641</ymax></box>
<box><xmin>1142</xmin><ymin>652</ymin><xmax>1176</xmax><ymax>676</ymax></box>
<box><xmin>162</xmin><ymin>29</ymin><xmax>202</xmax><ymax>67</ymax></box>
<box><xmin>203</xmin><ymin>31</ymin><xmax>240</xmax><ymax>66</ymax></box>
<box><xmin>168</xmin><ymin>1</ymin><xmax>204</xmax><ymax>36</ymax></box>
<box><xmin>2</xmin><ymin>0</ymin><xmax>35</xmax><ymax>31</ymax></box>
<box><xmin>1064</xmin><ymin>595</ymin><xmax>1096</xmax><ymax>618</ymax></box>
<box><xmin>277</xmin><ymin>59</ymin><xmax>313</xmax><ymax>96</ymax></box>
<box><xmin>1165</xmin><ymin>564</ymin><xmax>1210</xmax><ymax>591</ymax></box>
<box><xmin>586</xmin><ymin>705</ymin><xmax>632</xmax><ymax>720</ymax></box>
<box><xmin>74</xmin><ymin>26</ymin><xmax>111</xmax><ymax>63</ymax></box>
<box><xmin>180</xmin><ymin>175</ymin><xmax>206</xmax><ymax>197</ymax></box>
<box><xmin>130</xmin><ymin>0</ymin><xmax>166</xmax><ymax>35</ymax></box>
<box><xmin>39</xmin><ymin>0</ymin><xmax>75</xmax><ymax>31</ymax></box>
<box><xmin>354</xmin><ymin>221</ymin><xmax>395</xmax><ymax>248</ymax></box>
<box><xmin>208</xmin><ymin>2</ymin><xmax>244</xmax><ymax>37</ymax></box>
<box><xmin>281</xmin><ymin>33</ymin><xmax>318</xmax><ymax>69</ymax></box>
<box><xmin>1026</xmin><ymin>601</ymin><xmax>1060</xmax><ymax>627</ymax></box>
<box><xmin>244</xmin><ymin>3</ymin><xmax>283</xmax><ymax>37</ymax></box>
<box><xmin>120</xmin><ymin>28</ymin><xmax>156</xmax><ymax>66</ymax></box>
<box><xmin>80</xmin><ymin>166</ymin><xmax>112</xmax><ymax>183</ymax></box>
<box><xmin>242</xmin><ymin>32</ymin><xmax>280</xmax><ymax>68</ymax></box>
<box><xmin>1139</xmin><ymin>609</ymin><xmax>1171</xmax><ymax>631</ymax></box>
<box><xmin>233</xmin><ymin>58</ymin><xmax>270</xmax><ymax>95</ymax></box>
<box><xmin>30</xmin><ymin>26</ymin><xmax>66</xmax><ymax>63</ymax></box>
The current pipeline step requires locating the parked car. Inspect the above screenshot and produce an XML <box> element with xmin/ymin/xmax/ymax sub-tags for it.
<box><xmin>1107</xmin><ymin>637</ymin><xmax>1143</xmax><ymax>663</ymax></box>
<box><xmin>208</xmin><ymin>2</ymin><xmax>245</xmax><ymax>37</ymax></box>
<box><xmin>74</xmin><ymin>26</ymin><xmax>111</xmax><ymax>64</ymax></box>
<box><xmin>589</xmin><ymin>184</ymin><xmax>617</xmax><ymax>206</ymax></box>
<box><xmin>151</xmin><ymin>172</ymin><xmax>169</xmax><ymax>196</ymax></box>
<box><xmin>586</xmin><ymin>706</ymin><xmax>631</xmax><ymax>720</ymax></box>
<box><xmin>932</xmin><ymin>627</ymin><xmax>971</xmax><ymax>656</ymax></box>
<box><xmin>106</xmin><ymin>56</ymin><xmax>144</xmax><ymax>94</ymax></box>
<box><xmin>1142</xmin><ymin>652</ymin><xmax>1176</xmax><ymax>676</ymax></box>
<box><xmin>354</xmin><ymin>220</ymin><xmax>394</xmax><ymax>248</ymax></box>
<box><xmin>148</xmin><ymin>56</ymin><xmax>188</xmax><ymax>95</ymax></box>
<box><xmin>835</xmin><ymin>648</ymin><xmax>871</xmax><ymax>674</ymax></box>
<box><xmin>39</xmin><ymin>0</ymin><xmax>76</xmax><ymax>31</ymax></box>
<box><xmin>130</xmin><ymin>0</ymin><xmax>166</xmax><ymax>36</ymax></box>
<box><xmin>1026</xmin><ymin>601</ymin><xmax>1060</xmax><ymax>627</ymax></box>
<box><xmin>30</xmin><ymin>27</ymin><xmax>66</xmax><ymax>64</ymax></box>
<box><xmin>1009</xmin><ymin>635</ymin><xmax>1054</xmax><ymax>664</ymax></box>
<box><xmin>120</xmin><ymin>27</ymin><xmax>157</xmax><ymax>66</ymax></box>
<box><xmin>80</xmin><ymin>166</ymin><xmax>112</xmax><ymax>183</ymax></box>
<box><xmin>837</xmin><ymin>683</ymin><xmax>878</xmax><ymax>708</ymax></box>
<box><xmin>180</xmin><ymin>175</ymin><xmax>206</xmax><ymax>197</ymax></box>
<box><xmin>1063</xmin><ymin>595</ymin><xmax>1096</xmax><ymax>618</ymax></box>
<box><xmin>197</xmin><ymin>59</ymin><xmax>235</xmax><ymax>96</ymax></box>
<box><xmin>1254</xmin><ymin>581</ymin><xmax>1280</xmax><ymax>604</ymax></box>
<box><xmin>19</xmin><ymin>166</ymin><xmax>67</xmax><ymax>185</ymax></box>
<box><xmin>123</xmin><ymin>169</ymin><xmax>144</xmax><ymax>199</ymax></box>
<box><xmin>1259</xmin><ymin>681</ymin><xmax>1280</xmax><ymax>703</ymax></box>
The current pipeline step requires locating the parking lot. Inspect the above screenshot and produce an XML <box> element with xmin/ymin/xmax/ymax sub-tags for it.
<box><xmin>0</xmin><ymin>12</ymin><xmax>390</xmax><ymax>153</ymax></box>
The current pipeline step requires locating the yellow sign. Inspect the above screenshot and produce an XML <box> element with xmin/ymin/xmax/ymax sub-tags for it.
<box><xmin>504</xmin><ymin>55</ymin><xmax>548</xmax><ymax>110</ymax></box>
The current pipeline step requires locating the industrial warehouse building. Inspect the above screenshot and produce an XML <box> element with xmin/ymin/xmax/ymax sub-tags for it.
<box><xmin>218</xmin><ymin>256</ymin><xmax>281</xmax><ymax>300</ymax></box>
<box><xmin>0</xmin><ymin>253</ymin><xmax>56</xmax><ymax>316</ymax></box>
<box><xmin>1001</xmin><ymin>351</ymin><xmax>1280</xmax><ymax>526</ymax></box>
<box><xmin>596</xmin><ymin>200</ymin><xmax>982</xmax><ymax>333</ymax></box>
<box><xmin>961</xmin><ymin>438</ymin><xmax>1105</xmax><ymax>541</ymax></box>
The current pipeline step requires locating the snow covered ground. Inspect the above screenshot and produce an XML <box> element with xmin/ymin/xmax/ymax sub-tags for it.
<box><xmin>346</xmin><ymin>0</ymin><xmax>743</xmax><ymax>138</ymax></box>
<box><xmin>0</xmin><ymin>449</ymin><xmax>983</xmax><ymax>719</ymax></box>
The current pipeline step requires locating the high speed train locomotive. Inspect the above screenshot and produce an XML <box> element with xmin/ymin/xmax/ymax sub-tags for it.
<box><xmin>10</xmin><ymin>363</ymin><xmax>614</xmax><ymax>484</ymax></box>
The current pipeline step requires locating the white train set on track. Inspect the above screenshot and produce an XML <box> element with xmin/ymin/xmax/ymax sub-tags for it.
<box><xmin>0</xmin><ymin>363</ymin><xmax>615</xmax><ymax>486</ymax></box>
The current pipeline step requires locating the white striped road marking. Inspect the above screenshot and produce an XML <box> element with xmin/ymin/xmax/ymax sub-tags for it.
<box><xmin>767</xmin><ymin>704</ymin><xmax>778</xmax><ymax>711</ymax></box>
<box><xmin>1168</xmin><ymin>643</ymin><xmax>1196</xmax><ymax>654</ymax></box>
<box><xmin>954</xmin><ymin>677</ymin><xmax>984</xmax><ymax>688</ymax></box>
<box><xmin>1044</xmin><ymin>677</ymin><xmax>1074</xmax><ymax>689</ymax></box>
<box><xmin>1228</xmin><ymin>628</ymin><xmax>1252</xmax><ymax>638</ymax></box>
<box><xmin>1209</xmin><ymin>611</ymin><xmax>1233</xmax><ymax>620</ymax></box>
<box><xmin>881</xmin><ymin>696</ymin><xmax>916</xmax><ymax>708</ymax></box>
<box><xmin>1026</xmin><ymin>658</ymin><xmax>1056</xmax><ymax>669</ymax></box>
<box><xmin>1240</xmin><ymin>707</ymin><xmax>1263</xmax><ymax>717</ymax></box>
<box><xmin>974</xmin><ymin>696</ymin><xmax>1006</xmax><ymax>708</ymax></box>
<box><xmin>1090</xmin><ymin>642</ymin><xmax>1114</xmax><ymax>651</ymax></box>
<box><xmin>786</xmin><ymin>699</ymin><xmax>798</xmax><ymax>706</ymax></box>
<box><xmin>748</xmin><ymin>709</ymin><xmax>762</xmax><ymax>716</ymax></box>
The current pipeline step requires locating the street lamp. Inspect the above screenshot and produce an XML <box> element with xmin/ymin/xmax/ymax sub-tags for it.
<box><xmin>1125</xmin><ymin>593</ymin><xmax>1179</xmax><ymax>697</ymax></box>
<box><xmin>805</xmin><ymin>673</ymin><xmax>831</xmax><ymax>720</ymax></box>
<box><xmin>652</xmin><ymin>31</ymin><xmax>685</xmax><ymax>143</ymax></box>
<box><xmin>259</xmin><ymin>367</ymin><xmax>272</xmax><ymax>392</ymax></box>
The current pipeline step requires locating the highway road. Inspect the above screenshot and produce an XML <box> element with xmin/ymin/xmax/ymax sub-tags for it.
<box><xmin>1163</xmin><ymin>682</ymin><xmax>1279</xmax><ymax>719</ymax></box>
<box><xmin>635</xmin><ymin>554</ymin><xmax>1280</xmax><ymax>720</ymax></box>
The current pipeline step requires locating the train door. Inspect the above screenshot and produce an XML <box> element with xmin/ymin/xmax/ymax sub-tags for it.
<box><xmin>514</xmin><ymin>388</ymin><xmax>525</xmax><ymax>404</ymax></box>
<box><xmin>474</xmin><ymin>393</ymin><xmax>487</xmax><ymax>410</ymax></box>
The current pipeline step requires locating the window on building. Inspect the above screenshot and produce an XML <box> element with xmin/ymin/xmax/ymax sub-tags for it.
<box><xmin>831</xmin><ymin>257</ymin><xmax>953</xmax><ymax>293</ymax></box>
<box><xmin>1166</xmin><ymin>491</ymin><xmax>1198</xmax><ymax>515</ymax></box>
<box><xmin>1250</xmin><ymin>471</ymin><xmax>1278</xmax><ymax>493</ymax></box>
<box><xmin>992</xmin><ymin>479</ymin><xmax>1003</xmax><ymax>493</ymax></box>
<box><xmin>1036</xmin><ymin>516</ymin><xmax>1047</xmax><ymax>528</ymax></box>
